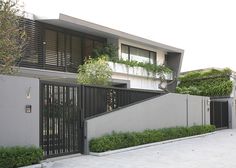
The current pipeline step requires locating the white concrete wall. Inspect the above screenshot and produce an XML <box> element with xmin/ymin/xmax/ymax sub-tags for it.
<box><xmin>0</xmin><ymin>75</ymin><xmax>40</xmax><ymax>147</ymax></box>
<box><xmin>227</xmin><ymin>77</ymin><xmax>236</xmax><ymax>128</ymax></box>
<box><xmin>85</xmin><ymin>93</ymin><xmax>210</xmax><ymax>153</ymax></box>
<box><xmin>112</xmin><ymin>72</ymin><xmax>161</xmax><ymax>90</ymax></box>
<box><xmin>231</xmin><ymin>98</ymin><xmax>236</xmax><ymax>129</ymax></box>
<box><xmin>109</xmin><ymin>62</ymin><xmax>173</xmax><ymax>91</ymax></box>
<box><xmin>187</xmin><ymin>95</ymin><xmax>210</xmax><ymax>126</ymax></box>
<box><xmin>229</xmin><ymin>75</ymin><xmax>236</xmax><ymax>98</ymax></box>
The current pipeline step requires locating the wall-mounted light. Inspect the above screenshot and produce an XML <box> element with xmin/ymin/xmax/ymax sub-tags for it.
<box><xmin>26</xmin><ymin>87</ymin><xmax>31</xmax><ymax>99</ymax></box>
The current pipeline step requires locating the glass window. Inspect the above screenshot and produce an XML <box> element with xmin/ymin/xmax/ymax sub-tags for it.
<box><xmin>130</xmin><ymin>47</ymin><xmax>149</xmax><ymax>63</ymax></box>
<box><xmin>150</xmin><ymin>52</ymin><xmax>156</xmax><ymax>64</ymax></box>
<box><xmin>121</xmin><ymin>44</ymin><xmax>156</xmax><ymax>64</ymax></box>
<box><xmin>121</xmin><ymin>45</ymin><xmax>129</xmax><ymax>60</ymax></box>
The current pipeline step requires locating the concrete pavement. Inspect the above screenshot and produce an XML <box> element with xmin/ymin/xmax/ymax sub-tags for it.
<box><xmin>42</xmin><ymin>129</ymin><xmax>236</xmax><ymax>168</ymax></box>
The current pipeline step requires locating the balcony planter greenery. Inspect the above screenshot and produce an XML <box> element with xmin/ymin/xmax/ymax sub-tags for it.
<box><xmin>91</xmin><ymin>44</ymin><xmax>173</xmax><ymax>80</ymax></box>
<box><xmin>108</xmin><ymin>60</ymin><xmax>173</xmax><ymax>80</ymax></box>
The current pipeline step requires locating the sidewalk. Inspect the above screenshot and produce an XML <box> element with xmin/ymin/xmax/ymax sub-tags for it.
<box><xmin>42</xmin><ymin>129</ymin><xmax>236</xmax><ymax>168</ymax></box>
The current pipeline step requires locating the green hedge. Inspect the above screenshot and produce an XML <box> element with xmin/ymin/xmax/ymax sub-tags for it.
<box><xmin>176</xmin><ymin>68</ymin><xmax>233</xmax><ymax>96</ymax></box>
<box><xmin>0</xmin><ymin>146</ymin><xmax>43</xmax><ymax>168</ymax></box>
<box><xmin>89</xmin><ymin>125</ymin><xmax>216</xmax><ymax>153</ymax></box>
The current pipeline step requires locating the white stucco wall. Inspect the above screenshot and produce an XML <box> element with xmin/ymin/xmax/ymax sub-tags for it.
<box><xmin>85</xmin><ymin>93</ymin><xmax>210</xmax><ymax>153</ymax></box>
<box><xmin>0</xmin><ymin>75</ymin><xmax>40</xmax><ymax>147</ymax></box>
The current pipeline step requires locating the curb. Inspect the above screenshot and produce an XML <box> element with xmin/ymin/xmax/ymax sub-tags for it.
<box><xmin>20</xmin><ymin>153</ymin><xmax>82</xmax><ymax>168</ymax></box>
<box><xmin>20</xmin><ymin>164</ymin><xmax>42</xmax><ymax>168</ymax></box>
<box><xmin>90</xmin><ymin>132</ymin><xmax>216</xmax><ymax>156</ymax></box>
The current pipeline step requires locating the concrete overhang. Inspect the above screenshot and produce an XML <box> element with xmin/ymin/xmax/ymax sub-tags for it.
<box><xmin>33</xmin><ymin>13</ymin><xmax>184</xmax><ymax>54</ymax></box>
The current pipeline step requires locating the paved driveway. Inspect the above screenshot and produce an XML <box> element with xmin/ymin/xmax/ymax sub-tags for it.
<box><xmin>44</xmin><ymin>129</ymin><xmax>236</xmax><ymax>168</ymax></box>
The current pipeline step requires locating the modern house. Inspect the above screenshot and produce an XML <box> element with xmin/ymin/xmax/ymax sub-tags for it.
<box><xmin>1</xmin><ymin>13</ymin><xmax>211</xmax><ymax>159</ymax></box>
<box><xmin>18</xmin><ymin>13</ymin><xmax>184</xmax><ymax>91</ymax></box>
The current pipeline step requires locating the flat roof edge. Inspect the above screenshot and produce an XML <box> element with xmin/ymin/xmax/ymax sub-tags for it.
<box><xmin>29</xmin><ymin>12</ymin><xmax>184</xmax><ymax>53</ymax></box>
<box><xmin>59</xmin><ymin>13</ymin><xmax>184</xmax><ymax>53</ymax></box>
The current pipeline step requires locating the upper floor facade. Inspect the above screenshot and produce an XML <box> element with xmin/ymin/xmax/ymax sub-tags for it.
<box><xmin>19</xmin><ymin>13</ymin><xmax>184</xmax><ymax>91</ymax></box>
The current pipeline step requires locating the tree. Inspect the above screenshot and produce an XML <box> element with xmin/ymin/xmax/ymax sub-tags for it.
<box><xmin>77</xmin><ymin>56</ymin><xmax>112</xmax><ymax>86</ymax></box>
<box><xmin>0</xmin><ymin>0</ymin><xmax>26</xmax><ymax>74</ymax></box>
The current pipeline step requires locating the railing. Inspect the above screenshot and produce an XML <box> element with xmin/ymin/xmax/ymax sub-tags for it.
<box><xmin>83</xmin><ymin>85</ymin><xmax>163</xmax><ymax>118</ymax></box>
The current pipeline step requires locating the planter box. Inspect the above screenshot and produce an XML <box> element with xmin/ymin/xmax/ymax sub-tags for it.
<box><xmin>108</xmin><ymin>62</ymin><xmax>173</xmax><ymax>80</ymax></box>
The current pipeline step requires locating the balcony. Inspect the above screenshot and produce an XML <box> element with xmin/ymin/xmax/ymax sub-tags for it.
<box><xmin>108</xmin><ymin>62</ymin><xmax>173</xmax><ymax>80</ymax></box>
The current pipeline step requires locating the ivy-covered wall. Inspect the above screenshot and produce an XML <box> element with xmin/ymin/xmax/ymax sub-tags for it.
<box><xmin>176</xmin><ymin>68</ymin><xmax>233</xmax><ymax>97</ymax></box>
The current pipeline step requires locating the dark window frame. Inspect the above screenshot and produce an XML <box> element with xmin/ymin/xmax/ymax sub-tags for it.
<box><xmin>42</xmin><ymin>23</ymin><xmax>106</xmax><ymax>72</ymax></box>
<box><xmin>121</xmin><ymin>44</ymin><xmax>157</xmax><ymax>64</ymax></box>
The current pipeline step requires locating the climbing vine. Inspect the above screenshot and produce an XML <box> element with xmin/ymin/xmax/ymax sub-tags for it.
<box><xmin>176</xmin><ymin>68</ymin><xmax>233</xmax><ymax>96</ymax></box>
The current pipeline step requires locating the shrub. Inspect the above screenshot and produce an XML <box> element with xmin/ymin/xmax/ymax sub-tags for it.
<box><xmin>77</xmin><ymin>55</ymin><xmax>112</xmax><ymax>86</ymax></box>
<box><xmin>0</xmin><ymin>146</ymin><xmax>43</xmax><ymax>168</ymax></box>
<box><xmin>89</xmin><ymin>125</ymin><xmax>216</xmax><ymax>153</ymax></box>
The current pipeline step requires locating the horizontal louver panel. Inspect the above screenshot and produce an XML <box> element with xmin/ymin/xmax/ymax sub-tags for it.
<box><xmin>45</xmin><ymin>29</ymin><xmax>57</xmax><ymax>66</ymax></box>
<box><xmin>19</xmin><ymin>19</ymin><xmax>43</xmax><ymax>68</ymax></box>
<box><xmin>19</xmin><ymin>19</ymin><xmax>106</xmax><ymax>73</ymax></box>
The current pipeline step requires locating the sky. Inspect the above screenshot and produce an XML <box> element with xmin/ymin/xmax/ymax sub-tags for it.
<box><xmin>21</xmin><ymin>0</ymin><xmax>236</xmax><ymax>72</ymax></box>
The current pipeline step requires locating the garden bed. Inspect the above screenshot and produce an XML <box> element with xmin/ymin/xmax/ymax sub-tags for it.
<box><xmin>89</xmin><ymin>125</ymin><xmax>216</xmax><ymax>154</ymax></box>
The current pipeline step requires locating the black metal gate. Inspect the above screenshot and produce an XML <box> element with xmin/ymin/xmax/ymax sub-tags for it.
<box><xmin>40</xmin><ymin>81</ymin><xmax>162</xmax><ymax>157</ymax></box>
<box><xmin>210</xmin><ymin>101</ymin><xmax>229</xmax><ymax>129</ymax></box>
<box><xmin>40</xmin><ymin>82</ymin><xmax>83</xmax><ymax>158</ymax></box>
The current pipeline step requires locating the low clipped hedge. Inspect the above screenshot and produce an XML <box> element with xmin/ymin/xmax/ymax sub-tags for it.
<box><xmin>0</xmin><ymin>146</ymin><xmax>43</xmax><ymax>168</ymax></box>
<box><xmin>90</xmin><ymin>125</ymin><xmax>216</xmax><ymax>153</ymax></box>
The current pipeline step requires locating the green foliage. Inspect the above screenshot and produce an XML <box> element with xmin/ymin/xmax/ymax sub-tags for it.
<box><xmin>177</xmin><ymin>68</ymin><xmax>233</xmax><ymax>96</ymax></box>
<box><xmin>179</xmin><ymin>68</ymin><xmax>232</xmax><ymax>82</ymax></box>
<box><xmin>89</xmin><ymin>125</ymin><xmax>215</xmax><ymax>152</ymax></box>
<box><xmin>0</xmin><ymin>146</ymin><xmax>43</xmax><ymax>168</ymax></box>
<box><xmin>0</xmin><ymin>0</ymin><xmax>26</xmax><ymax>74</ymax></box>
<box><xmin>91</xmin><ymin>43</ymin><xmax>172</xmax><ymax>77</ymax></box>
<box><xmin>92</xmin><ymin>43</ymin><xmax>118</xmax><ymax>60</ymax></box>
<box><xmin>77</xmin><ymin>55</ymin><xmax>112</xmax><ymax>86</ymax></box>
<box><xmin>112</xmin><ymin>59</ymin><xmax>172</xmax><ymax>75</ymax></box>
